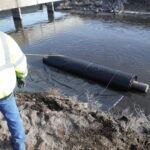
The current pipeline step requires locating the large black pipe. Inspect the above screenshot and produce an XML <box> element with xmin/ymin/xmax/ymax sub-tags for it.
<box><xmin>43</xmin><ymin>55</ymin><xmax>149</xmax><ymax>93</ymax></box>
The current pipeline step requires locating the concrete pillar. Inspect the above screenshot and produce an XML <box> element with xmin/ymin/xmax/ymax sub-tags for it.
<box><xmin>12</xmin><ymin>8</ymin><xmax>22</xmax><ymax>20</ymax></box>
<box><xmin>40</xmin><ymin>4</ymin><xmax>48</xmax><ymax>11</ymax></box>
<box><xmin>46</xmin><ymin>2</ymin><xmax>55</xmax><ymax>12</ymax></box>
<box><xmin>52</xmin><ymin>0</ymin><xmax>55</xmax><ymax>13</ymax></box>
<box><xmin>12</xmin><ymin>5</ymin><xmax>41</xmax><ymax>20</ymax></box>
<box><xmin>18</xmin><ymin>7</ymin><xmax>22</xmax><ymax>20</ymax></box>
<box><xmin>13</xmin><ymin>4</ymin><xmax>49</xmax><ymax>27</ymax></box>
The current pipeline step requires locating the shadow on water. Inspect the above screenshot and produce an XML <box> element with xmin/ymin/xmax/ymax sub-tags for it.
<box><xmin>1</xmin><ymin>9</ymin><xmax>150</xmax><ymax>115</ymax></box>
<box><xmin>76</xmin><ymin>12</ymin><xmax>150</xmax><ymax>28</ymax></box>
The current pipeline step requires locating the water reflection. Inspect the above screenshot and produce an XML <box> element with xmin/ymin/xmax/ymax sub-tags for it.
<box><xmin>11</xmin><ymin>15</ymin><xmax>84</xmax><ymax>45</ymax></box>
<box><xmin>0</xmin><ymin>11</ymin><xmax>16</xmax><ymax>33</ymax></box>
<box><xmin>54</xmin><ymin>11</ymin><xmax>70</xmax><ymax>19</ymax></box>
<box><xmin>2</xmin><ymin>10</ymin><xmax>150</xmax><ymax>114</ymax></box>
<box><xmin>79</xmin><ymin>13</ymin><xmax>150</xmax><ymax>28</ymax></box>
<box><xmin>21</xmin><ymin>6</ymin><xmax>49</xmax><ymax>27</ymax></box>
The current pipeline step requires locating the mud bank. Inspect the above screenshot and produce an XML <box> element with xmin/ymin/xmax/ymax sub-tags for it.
<box><xmin>0</xmin><ymin>91</ymin><xmax>149</xmax><ymax>150</ymax></box>
<box><xmin>56</xmin><ymin>0</ymin><xmax>150</xmax><ymax>15</ymax></box>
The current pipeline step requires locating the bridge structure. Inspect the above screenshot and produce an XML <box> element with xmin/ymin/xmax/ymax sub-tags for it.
<box><xmin>0</xmin><ymin>0</ymin><xmax>63</xmax><ymax>33</ymax></box>
<box><xmin>0</xmin><ymin>0</ymin><xmax>63</xmax><ymax>20</ymax></box>
<box><xmin>0</xmin><ymin>0</ymin><xmax>62</xmax><ymax>11</ymax></box>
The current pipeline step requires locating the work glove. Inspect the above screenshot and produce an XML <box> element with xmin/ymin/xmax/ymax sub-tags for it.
<box><xmin>17</xmin><ymin>78</ymin><xmax>26</xmax><ymax>88</ymax></box>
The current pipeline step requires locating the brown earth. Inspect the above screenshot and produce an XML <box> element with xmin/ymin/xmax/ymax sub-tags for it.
<box><xmin>0</xmin><ymin>91</ymin><xmax>149</xmax><ymax>150</ymax></box>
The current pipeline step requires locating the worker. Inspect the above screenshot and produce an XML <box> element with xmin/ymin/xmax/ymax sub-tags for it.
<box><xmin>0</xmin><ymin>31</ymin><xmax>28</xmax><ymax>150</ymax></box>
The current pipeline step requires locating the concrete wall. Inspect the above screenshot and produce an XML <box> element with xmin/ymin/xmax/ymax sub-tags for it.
<box><xmin>17</xmin><ymin>0</ymin><xmax>38</xmax><ymax>7</ymax></box>
<box><xmin>0</xmin><ymin>0</ymin><xmax>61</xmax><ymax>11</ymax></box>
<box><xmin>0</xmin><ymin>0</ymin><xmax>17</xmax><ymax>11</ymax></box>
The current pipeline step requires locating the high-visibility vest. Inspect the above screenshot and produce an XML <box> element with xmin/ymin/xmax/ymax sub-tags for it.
<box><xmin>0</xmin><ymin>32</ymin><xmax>28</xmax><ymax>99</ymax></box>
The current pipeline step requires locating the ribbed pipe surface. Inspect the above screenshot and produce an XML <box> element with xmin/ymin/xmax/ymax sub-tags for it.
<box><xmin>43</xmin><ymin>55</ymin><xmax>137</xmax><ymax>91</ymax></box>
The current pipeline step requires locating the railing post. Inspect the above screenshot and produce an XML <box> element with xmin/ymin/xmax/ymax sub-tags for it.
<box><xmin>15</xmin><ymin>0</ymin><xmax>22</xmax><ymax>20</ymax></box>
<box><xmin>18</xmin><ymin>7</ymin><xmax>22</xmax><ymax>20</ymax></box>
<box><xmin>52</xmin><ymin>0</ymin><xmax>55</xmax><ymax>13</ymax></box>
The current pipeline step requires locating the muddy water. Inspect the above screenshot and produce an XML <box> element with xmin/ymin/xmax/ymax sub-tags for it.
<box><xmin>1</xmin><ymin>10</ymin><xmax>150</xmax><ymax>114</ymax></box>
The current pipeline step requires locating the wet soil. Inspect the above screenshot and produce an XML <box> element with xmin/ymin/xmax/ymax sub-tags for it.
<box><xmin>0</xmin><ymin>91</ymin><xmax>149</xmax><ymax>150</ymax></box>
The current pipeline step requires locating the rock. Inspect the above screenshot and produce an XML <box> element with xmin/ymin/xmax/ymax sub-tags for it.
<box><xmin>0</xmin><ymin>92</ymin><xmax>149</xmax><ymax>150</ymax></box>
<box><xmin>56</xmin><ymin>0</ymin><xmax>150</xmax><ymax>14</ymax></box>
<box><xmin>95</xmin><ymin>8</ymin><xmax>99</xmax><ymax>13</ymax></box>
<box><xmin>95</xmin><ymin>1</ymin><xmax>103</xmax><ymax>7</ymax></box>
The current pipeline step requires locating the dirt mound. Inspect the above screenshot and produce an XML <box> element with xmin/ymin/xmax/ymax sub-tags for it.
<box><xmin>0</xmin><ymin>91</ymin><xmax>149</xmax><ymax>150</ymax></box>
<box><xmin>57</xmin><ymin>0</ymin><xmax>150</xmax><ymax>14</ymax></box>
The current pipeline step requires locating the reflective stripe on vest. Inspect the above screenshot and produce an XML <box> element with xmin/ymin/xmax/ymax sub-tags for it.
<box><xmin>0</xmin><ymin>34</ymin><xmax>13</xmax><ymax>71</ymax></box>
<box><xmin>14</xmin><ymin>54</ymin><xmax>26</xmax><ymax>67</ymax></box>
<box><xmin>0</xmin><ymin>34</ymin><xmax>26</xmax><ymax>71</ymax></box>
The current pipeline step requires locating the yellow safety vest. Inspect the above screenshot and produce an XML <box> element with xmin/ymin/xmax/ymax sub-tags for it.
<box><xmin>0</xmin><ymin>32</ymin><xmax>28</xmax><ymax>99</ymax></box>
